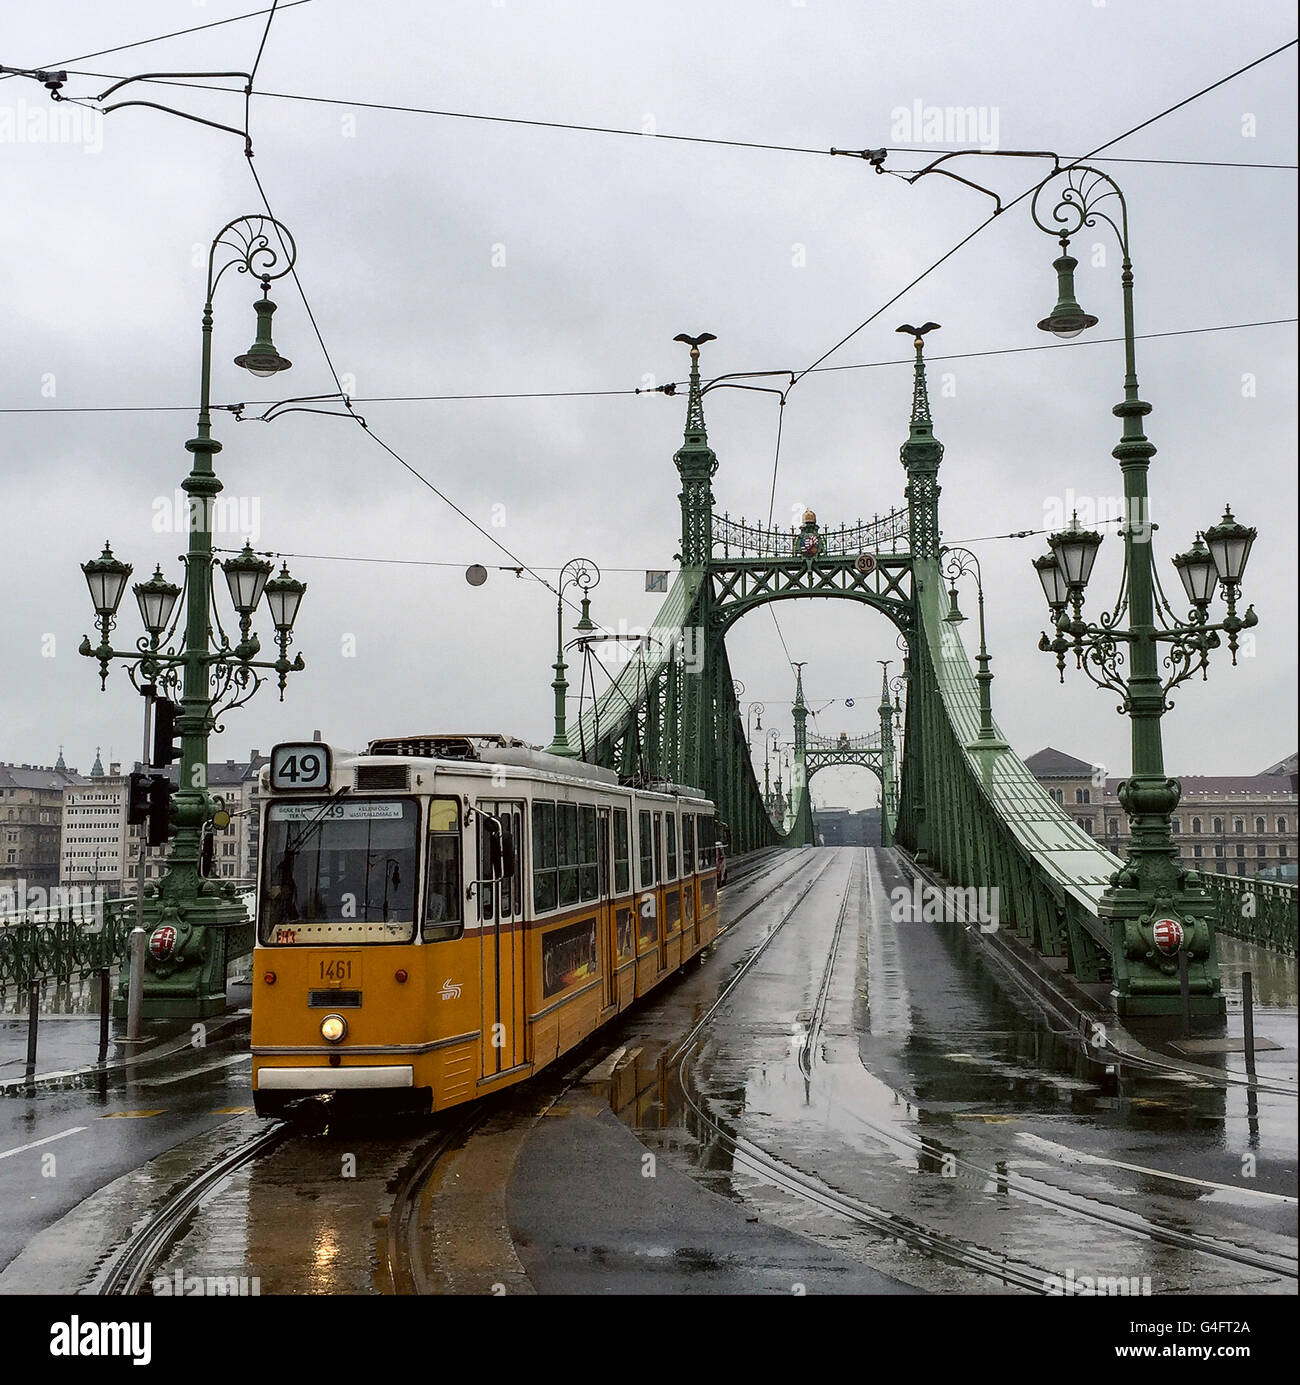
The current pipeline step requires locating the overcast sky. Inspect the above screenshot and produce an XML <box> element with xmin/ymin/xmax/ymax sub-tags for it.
<box><xmin>2</xmin><ymin>0</ymin><xmax>1295</xmax><ymax>811</ymax></box>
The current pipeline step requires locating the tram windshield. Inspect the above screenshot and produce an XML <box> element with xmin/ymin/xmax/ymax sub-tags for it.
<box><xmin>259</xmin><ymin>798</ymin><xmax>419</xmax><ymax>944</ymax></box>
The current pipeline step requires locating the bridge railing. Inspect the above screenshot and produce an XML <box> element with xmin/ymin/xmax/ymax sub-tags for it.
<box><xmin>895</xmin><ymin>559</ymin><xmax>1121</xmax><ymax>983</ymax></box>
<box><xmin>1204</xmin><ymin>874</ymin><xmax>1298</xmax><ymax>955</ymax></box>
<box><xmin>0</xmin><ymin>886</ymin><xmax>258</xmax><ymax>996</ymax></box>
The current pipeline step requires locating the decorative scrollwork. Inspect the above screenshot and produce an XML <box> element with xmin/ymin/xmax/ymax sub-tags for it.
<box><xmin>207</xmin><ymin>215</ymin><xmax>298</xmax><ymax>299</ymax></box>
<box><xmin>712</xmin><ymin>507</ymin><xmax>909</xmax><ymax>560</ymax></box>
<box><xmin>1030</xmin><ymin>165</ymin><xmax>1129</xmax><ymax>255</ymax></box>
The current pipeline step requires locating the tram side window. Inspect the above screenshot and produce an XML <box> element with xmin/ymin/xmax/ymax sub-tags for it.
<box><xmin>614</xmin><ymin>808</ymin><xmax>631</xmax><ymax>894</ymax></box>
<box><xmin>580</xmin><ymin>804</ymin><xmax>599</xmax><ymax>902</ymax></box>
<box><xmin>424</xmin><ymin>798</ymin><xmax>463</xmax><ymax>941</ymax></box>
<box><xmin>666</xmin><ymin>813</ymin><xmax>678</xmax><ymax>879</ymax></box>
<box><xmin>682</xmin><ymin>813</ymin><xmax>695</xmax><ymax>873</ymax></box>
<box><xmin>533</xmin><ymin>800</ymin><xmax>558</xmax><ymax>913</ymax></box>
<box><xmin>638</xmin><ymin>810</ymin><xmax>654</xmax><ymax>889</ymax></box>
<box><xmin>653</xmin><ymin>813</ymin><xmax>663</xmax><ymax>885</ymax></box>
<box><xmin>558</xmin><ymin>802</ymin><xmax>580</xmax><ymax>907</ymax></box>
<box><xmin>698</xmin><ymin>815</ymin><xmax>714</xmax><ymax>868</ymax></box>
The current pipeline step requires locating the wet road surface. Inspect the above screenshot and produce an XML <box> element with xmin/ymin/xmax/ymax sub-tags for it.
<box><xmin>1</xmin><ymin>848</ymin><xmax>1294</xmax><ymax>1294</ymax></box>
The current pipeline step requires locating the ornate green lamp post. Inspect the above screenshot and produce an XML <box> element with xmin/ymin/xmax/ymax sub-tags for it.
<box><xmin>745</xmin><ymin>701</ymin><xmax>765</xmax><ymax>750</ymax></box>
<box><xmin>1023</xmin><ymin>167</ymin><xmax>1256</xmax><ymax>1016</ymax></box>
<box><xmin>940</xmin><ymin>546</ymin><xmax>1007</xmax><ymax>750</ymax></box>
<box><xmin>79</xmin><ymin>216</ymin><xmax>309</xmax><ymax>1017</ymax></box>
<box><xmin>764</xmin><ymin>729</ymin><xmax>779</xmax><ymax>818</ymax></box>
<box><xmin>897</xmin><ymin>153</ymin><xmax>1259</xmax><ymax>1015</ymax></box>
<box><xmin>544</xmin><ymin>558</ymin><xmax>599</xmax><ymax>757</ymax></box>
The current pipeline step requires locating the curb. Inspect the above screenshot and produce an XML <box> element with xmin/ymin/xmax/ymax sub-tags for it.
<box><xmin>0</xmin><ymin>1010</ymin><xmax>252</xmax><ymax>1094</ymax></box>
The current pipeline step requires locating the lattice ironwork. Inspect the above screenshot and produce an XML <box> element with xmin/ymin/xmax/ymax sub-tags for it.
<box><xmin>711</xmin><ymin>508</ymin><xmax>910</xmax><ymax>561</ymax></box>
<box><xmin>710</xmin><ymin>555</ymin><xmax>913</xmax><ymax>636</ymax></box>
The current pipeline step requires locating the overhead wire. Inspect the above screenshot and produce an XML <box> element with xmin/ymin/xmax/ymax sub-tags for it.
<box><xmin>0</xmin><ymin>1</ymin><xmax>317</xmax><ymax>83</ymax></box>
<box><xmin>1</xmin><ymin>316</ymin><xmax>1292</xmax><ymax>417</ymax></box>
<box><xmin>234</xmin><ymin>4</ymin><xmax>586</xmax><ymax>617</ymax></box>
<box><xmin>761</xmin><ymin>38</ymin><xmax>1299</xmax><ymax>511</ymax></box>
<box><xmin>30</xmin><ymin>65</ymin><xmax>1298</xmax><ymax>171</ymax></box>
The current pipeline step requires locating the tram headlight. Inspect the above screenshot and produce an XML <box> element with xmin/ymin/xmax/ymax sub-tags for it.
<box><xmin>320</xmin><ymin>1014</ymin><xmax>348</xmax><ymax>1044</ymax></box>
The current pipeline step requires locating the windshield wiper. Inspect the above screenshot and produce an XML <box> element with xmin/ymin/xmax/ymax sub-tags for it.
<box><xmin>283</xmin><ymin>786</ymin><xmax>351</xmax><ymax>860</ymax></box>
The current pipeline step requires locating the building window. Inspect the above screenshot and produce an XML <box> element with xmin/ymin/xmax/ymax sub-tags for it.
<box><xmin>1236</xmin><ymin>862</ymin><xmax>1248</xmax><ymax>876</ymax></box>
<box><xmin>1212</xmin><ymin>818</ymin><xmax>1224</xmax><ymax>834</ymax></box>
<box><xmin>1257</xmin><ymin>845</ymin><xmax>1267</xmax><ymax>858</ymax></box>
<box><xmin>1075</xmin><ymin>788</ymin><xmax>1090</xmax><ymax>804</ymax></box>
<box><xmin>1255</xmin><ymin>817</ymin><xmax>1266</xmax><ymax>834</ymax></box>
<box><xmin>1233</xmin><ymin>818</ymin><xmax>1245</xmax><ymax>834</ymax></box>
<box><xmin>1214</xmin><ymin>845</ymin><xmax>1224</xmax><ymax>858</ymax></box>
<box><xmin>1050</xmin><ymin>789</ymin><xmax>1064</xmax><ymax>805</ymax></box>
<box><xmin>1191</xmin><ymin>817</ymin><xmax>1202</xmax><ymax>834</ymax></box>
<box><xmin>1278</xmin><ymin>817</ymin><xmax>1288</xmax><ymax>834</ymax></box>
<box><xmin>1107</xmin><ymin>819</ymin><xmax>1120</xmax><ymax>836</ymax></box>
<box><xmin>1171</xmin><ymin>818</ymin><xmax>1181</xmax><ymax>833</ymax></box>
<box><xmin>1076</xmin><ymin>816</ymin><xmax>1094</xmax><ymax>834</ymax></box>
<box><xmin>1281</xmin><ymin>846</ymin><xmax>1290</xmax><ymax>859</ymax></box>
<box><xmin>1235</xmin><ymin>844</ymin><xmax>1245</xmax><ymax>858</ymax></box>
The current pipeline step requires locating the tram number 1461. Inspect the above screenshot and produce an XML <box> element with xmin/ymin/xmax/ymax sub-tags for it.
<box><xmin>319</xmin><ymin>958</ymin><xmax>355</xmax><ymax>982</ymax></box>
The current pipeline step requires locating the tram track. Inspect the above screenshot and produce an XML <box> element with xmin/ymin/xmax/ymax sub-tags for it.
<box><xmin>798</xmin><ymin>854</ymin><xmax>859</xmax><ymax>1080</ymax></box>
<box><xmin>383</xmin><ymin>1108</ymin><xmax>486</xmax><ymax>1295</ymax></box>
<box><xmin>96</xmin><ymin>1120</ymin><xmax>292</xmax><ymax>1296</ymax></box>
<box><xmin>671</xmin><ymin>847</ymin><xmax>1298</xmax><ymax>1292</ymax></box>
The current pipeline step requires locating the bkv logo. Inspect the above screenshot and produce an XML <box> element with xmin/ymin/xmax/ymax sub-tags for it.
<box><xmin>440</xmin><ymin>978</ymin><xmax>462</xmax><ymax>1000</ymax></box>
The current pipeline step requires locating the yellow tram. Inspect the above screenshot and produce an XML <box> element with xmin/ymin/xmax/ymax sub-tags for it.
<box><xmin>251</xmin><ymin>734</ymin><xmax>721</xmax><ymax>1116</ymax></box>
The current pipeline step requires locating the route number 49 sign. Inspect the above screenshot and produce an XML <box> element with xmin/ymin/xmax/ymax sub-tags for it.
<box><xmin>270</xmin><ymin>742</ymin><xmax>331</xmax><ymax>791</ymax></box>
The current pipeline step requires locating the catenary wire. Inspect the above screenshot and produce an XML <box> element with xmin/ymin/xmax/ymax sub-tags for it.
<box><xmin>1</xmin><ymin>317</ymin><xmax>1292</xmax><ymax>416</ymax></box>
<box><xmin>0</xmin><ymin>1</ymin><xmax>317</xmax><ymax>84</ymax></box>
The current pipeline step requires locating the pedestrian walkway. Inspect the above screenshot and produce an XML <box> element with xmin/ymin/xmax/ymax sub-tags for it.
<box><xmin>0</xmin><ymin>979</ymin><xmax>252</xmax><ymax>1090</ymax></box>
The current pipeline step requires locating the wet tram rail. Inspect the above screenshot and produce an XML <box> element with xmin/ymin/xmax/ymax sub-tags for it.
<box><xmin>96</xmin><ymin>1120</ymin><xmax>293</xmax><ymax>1296</ymax></box>
<box><xmin>92</xmin><ymin>1106</ymin><xmax>487</xmax><ymax>1296</ymax></box>
<box><xmin>612</xmin><ymin>846</ymin><xmax>1297</xmax><ymax>1295</ymax></box>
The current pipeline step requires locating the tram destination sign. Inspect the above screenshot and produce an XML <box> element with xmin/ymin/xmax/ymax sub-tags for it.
<box><xmin>270</xmin><ymin>742</ymin><xmax>331</xmax><ymax>791</ymax></box>
<box><xmin>269</xmin><ymin>800</ymin><xmax>404</xmax><ymax>822</ymax></box>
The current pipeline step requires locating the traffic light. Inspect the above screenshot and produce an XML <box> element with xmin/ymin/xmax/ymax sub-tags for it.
<box><xmin>151</xmin><ymin>697</ymin><xmax>182</xmax><ymax>769</ymax></box>
<box><xmin>127</xmin><ymin>771</ymin><xmax>153</xmax><ymax>826</ymax></box>
<box><xmin>146</xmin><ymin>774</ymin><xmax>175</xmax><ymax>849</ymax></box>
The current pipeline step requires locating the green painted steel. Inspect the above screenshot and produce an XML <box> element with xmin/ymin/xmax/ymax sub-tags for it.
<box><xmin>894</xmin><ymin>554</ymin><xmax>1120</xmax><ymax>984</ymax></box>
<box><xmin>1204</xmin><ymin>875</ymin><xmax>1298</xmax><ymax>955</ymax></box>
<box><xmin>557</xmin><ymin>326</ymin><xmax>1230</xmax><ymax>1014</ymax></box>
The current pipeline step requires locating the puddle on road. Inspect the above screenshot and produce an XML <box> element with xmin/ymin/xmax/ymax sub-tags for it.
<box><xmin>584</xmin><ymin>855</ymin><xmax>1297</xmax><ymax>1294</ymax></box>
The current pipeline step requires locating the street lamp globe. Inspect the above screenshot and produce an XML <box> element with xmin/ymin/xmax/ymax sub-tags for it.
<box><xmin>222</xmin><ymin>541</ymin><xmax>274</xmax><ymax>616</ymax></box>
<box><xmin>1033</xmin><ymin>551</ymin><xmax>1070</xmax><ymax>611</ymax></box>
<box><xmin>82</xmin><ymin>541</ymin><xmax>133</xmax><ymax>618</ymax></box>
<box><xmin>1171</xmin><ymin>538</ymin><xmax>1218</xmax><ymax>608</ymax></box>
<box><xmin>263</xmin><ymin>563</ymin><xmax>307</xmax><ymax>631</ymax></box>
<box><xmin>1048</xmin><ymin>514</ymin><xmax>1104</xmax><ymax>592</ymax></box>
<box><xmin>1037</xmin><ymin>243</ymin><xmax>1099</xmax><ymax>338</ymax></box>
<box><xmin>133</xmin><ymin>565</ymin><xmax>181</xmax><ymax>636</ymax></box>
<box><xmin>233</xmin><ymin>284</ymin><xmax>293</xmax><ymax>378</ymax></box>
<box><xmin>1202</xmin><ymin>505</ymin><xmax>1256</xmax><ymax>587</ymax></box>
